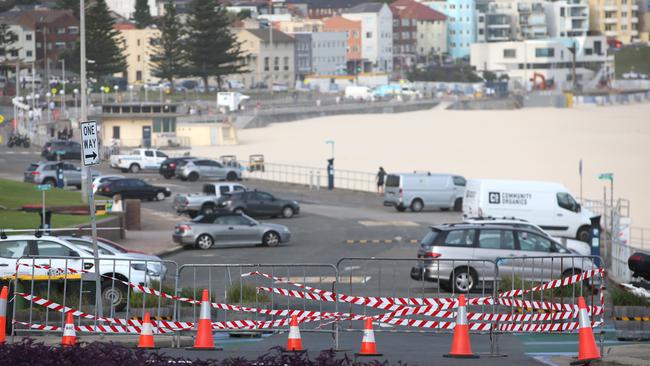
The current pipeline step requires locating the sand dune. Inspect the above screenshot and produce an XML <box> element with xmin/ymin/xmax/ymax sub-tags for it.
<box><xmin>194</xmin><ymin>103</ymin><xmax>650</xmax><ymax>228</ymax></box>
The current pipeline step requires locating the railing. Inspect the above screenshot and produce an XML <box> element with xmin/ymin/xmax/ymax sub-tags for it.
<box><xmin>630</xmin><ymin>227</ymin><xmax>650</xmax><ymax>250</ymax></box>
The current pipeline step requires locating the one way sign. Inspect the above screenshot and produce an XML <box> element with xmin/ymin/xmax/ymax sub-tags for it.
<box><xmin>80</xmin><ymin>120</ymin><xmax>100</xmax><ymax>166</ymax></box>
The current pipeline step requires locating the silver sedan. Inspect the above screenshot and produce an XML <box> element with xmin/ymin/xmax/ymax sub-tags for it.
<box><xmin>172</xmin><ymin>213</ymin><xmax>291</xmax><ymax>250</ymax></box>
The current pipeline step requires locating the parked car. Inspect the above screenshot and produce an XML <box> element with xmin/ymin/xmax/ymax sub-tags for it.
<box><xmin>174</xmin><ymin>183</ymin><xmax>247</xmax><ymax>218</ymax></box>
<box><xmin>0</xmin><ymin>235</ymin><xmax>159</xmax><ymax>311</ymax></box>
<box><xmin>159</xmin><ymin>157</ymin><xmax>196</xmax><ymax>179</ymax></box>
<box><xmin>60</xmin><ymin>236</ymin><xmax>167</xmax><ymax>279</ymax></box>
<box><xmin>96</xmin><ymin>178</ymin><xmax>171</xmax><ymax>201</ymax></box>
<box><xmin>384</xmin><ymin>173</ymin><xmax>466</xmax><ymax>212</ymax></box>
<box><xmin>41</xmin><ymin>140</ymin><xmax>81</xmax><ymax>161</ymax></box>
<box><xmin>110</xmin><ymin>148</ymin><xmax>169</xmax><ymax>173</ymax></box>
<box><xmin>216</xmin><ymin>190</ymin><xmax>300</xmax><ymax>218</ymax></box>
<box><xmin>24</xmin><ymin>161</ymin><xmax>98</xmax><ymax>189</ymax></box>
<box><xmin>172</xmin><ymin>213</ymin><xmax>291</xmax><ymax>249</ymax></box>
<box><xmin>629</xmin><ymin>252</ymin><xmax>650</xmax><ymax>282</ymax></box>
<box><xmin>463</xmin><ymin>217</ymin><xmax>591</xmax><ymax>256</ymax></box>
<box><xmin>175</xmin><ymin>159</ymin><xmax>241</xmax><ymax>182</ymax></box>
<box><xmin>91</xmin><ymin>175</ymin><xmax>125</xmax><ymax>194</ymax></box>
<box><xmin>463</xmin><ymin>179</ymin><xmax>597</xmax><ymax>242</ymax></box>
<box><xmin>410</xmin><ymin>223</ymin><xmax>598</xmax><ymax>293</ymax></box>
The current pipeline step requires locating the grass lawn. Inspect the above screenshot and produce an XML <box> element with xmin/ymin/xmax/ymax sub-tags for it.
<box><xmin>0</xmin><ymin>210</ymin><xmax>106</xmax><ymax>230</ymax></box>
<box><xmin>613</xmin><ymin>45</ymin><xmax>650</xmax><ymax>78</ymax></box>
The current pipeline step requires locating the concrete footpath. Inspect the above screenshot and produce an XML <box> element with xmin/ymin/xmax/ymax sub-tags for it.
<box><xmin>549</xmin><ymin>344</ymin><xmax>650</xmax><ymax>366</ymax></box>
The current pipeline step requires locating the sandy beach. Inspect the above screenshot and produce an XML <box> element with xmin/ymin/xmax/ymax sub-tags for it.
<box><xmin>194</xmin><ymin>103</ymin><xmax>650</xmax><ymax>228</ymax></box>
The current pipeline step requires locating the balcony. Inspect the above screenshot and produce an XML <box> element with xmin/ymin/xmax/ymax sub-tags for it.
<box><xmin>605</xmin><ymin>30</ymin><xmax>618</xmax><ymax>36</ymax></box>
<box><xmin>604</xmin><ymin>17</ymin><xmax>618</xmax><ymax>23</ymax></box>
<box><xmin>603</xmin><ymin>5</ymin><xmax>618</xmax><ymax>11</ymax></box>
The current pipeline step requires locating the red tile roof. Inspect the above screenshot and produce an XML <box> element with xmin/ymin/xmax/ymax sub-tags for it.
<box><xmin>391</xmin><ymin>0</ymin><xmax>447</xmax><ymax>21</ymax></box>
<box><xmin>114</xmin><ymin>22</ymin><xmax>137</xmax><ymax>30</ymax></box>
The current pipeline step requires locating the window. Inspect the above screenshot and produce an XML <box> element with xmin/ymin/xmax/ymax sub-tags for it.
<box><xmin>26</xmin><ymin>34</ymin><xmax>32</xmax><ymax>41</ymax></box>
<box><xmin>9</xmin><ymin>50</ymin><xmax>17</xmax><ymax>57</ymax></box>
<box><xmin>137</xmin><ymin>39</ymin><xmax>141</xmax><ymax>47</ymax></box>
<box><xmin>36</xmin><ymin>240</ymin><xmax>72</xmax><ymax>257</ymax></box>
<box><xmin>26</xmin><ymin>50</ymin><xmax>32</xmax><ymax>57</ymax></box>
<box><xmin>136</xmin><ymin>70</ymin><xmax>142</xmax><ymax>81</ymax></box>
<box><xmin>274</xmin><ymin>57</ymin><xmax>279</xmax><ymax>71</ymax></box>
<box><xmin>215</xmin><ymin>215</ymin><xmax>252</xmax><ymax>226</ymax></box>
<box><xmin>503</xmin><ymin>49</ymin><xmax>516</xmax><ymax>58</ymax></box>
<box><xmin>0</xmin><ymin>240</ymin><xmax>29</xmax><ymax>258</ymax></box>
<box><xmin>560</xmin><ymin>7</ymin><xmax>565</xmax><ymax>16</ymax></box>
<box><xmin>264</xmin><ymin>57</ymin><xmax>269</xmax><ymax>71</ymax></box>
<box><xmin>517</xmin><ymin>232</ymin><xmax>552</xmax><ymax>252</ymax></box>
<box><xmin>453</xmin><ymin>176</ymin><xmax>467</xmax><ymax>186</ymax></box>
<box><xmin>366</xmin><ymin>31</ymin><xmax>372</xmax><ymax>38</ymax></box>
<box><xmin>584</xmin><ymin>48</ymin><xmax>593</xmax><ymax>55</ymax></box>
<box><xmin>155</xmin><ymin>151</ymin><xmax>168</xmax><ymax>158</ymax></box>
<box><xmin>153</xmin><ymin>118</ymin><xmax>176</xmax><ymax>133</ymax></box>
<box><xmin>252</xmin><ymin>192</ymin><xmax>273</xmax><ymax>201</ymax></box>
<box><xmin>55</xmin><ymin>42</ymin><xmax>65</xmax><ymax>49</ymax></box>
<box><xmin>219</xmin><ymin>186</ymin><xmax>230</xmax><ymax>195</ymax></box>
<box><xmin>57</xmin><ymin>27</ymin><xmax>66</xmax><ymax>34</ymax></box>
<box><xmin>283</xmin><ymin>56</ymin><xmax>289</xmax><ymax>71</ymax></box>
<box><xmin>535</xmin><ymin>47</ymin><xmax>554</xmax><ymax>57</ymax></box>
<box><xmin>112</xmin><ymin>126</ymin><xmax>120</xmax><ymax>139</ymax></box>
<box><xmin>137</xmin><ymin>55</ymin><xmax>141</xmax><ymax>62</ymax></box>
<box><xmin>443</xmin><ymin>229</ymin><xmax>476</xmax><ymax>247</ymax></box>
<box><xmin>478</xmin><ymin>230</ymin><xmax>515</xmax><ymax>250</ymax></box>
<box><xmin>233</xmin><ymin>185</ymin><xmax>245</xmax><ymax>192</ymax></box>
<box><xmin>68</xmin><ymin>26</ymin><xmax>78</xmax><ymax>34</ymax></box>
<box><xmin>557</xmin><ymin>192</ymin><xmax>580</xmax><ymax>212</ymax></box>
<box><xmin>144</xmin><ymin>150</ymin><xmax>154</xmax><ymax>157</ymax></box>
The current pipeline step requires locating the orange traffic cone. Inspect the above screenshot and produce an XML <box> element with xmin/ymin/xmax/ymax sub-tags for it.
<box><xmin>138</xmin><ymin>312</ymin><xmax>156</xmax><ymax>348</ymax></box>
<box><xmin>61</xmin><ymin>312</ymin><xmax>77</xmax><ymax>347</ymax></box>
<box><xmin>444</xmin><ymin>294</ymin><xmax>479</xmax><ymax>358</ymax></box>
<box><xmin>573</xmin><ymin>296</ymin><xmax>601</xmax><ymax>364</ymax></box>
<box><xmin>355</xmin><ymin>318</ymin><xmax>382</xmax><ymax>357</ymax></box>
<box><xmin>283</xmin><ymin>315</ymin><xmax>305</xmax><ymax>352</ymax></box>
<box><xmin>191</xmin><ymin>289</ymin><xmax>218</xmax><ymax>350</ymax></box>
<box><xmin>0</xmin><ymin>286</ymin><xmax>8</xmax><ymax>344</ymax></box>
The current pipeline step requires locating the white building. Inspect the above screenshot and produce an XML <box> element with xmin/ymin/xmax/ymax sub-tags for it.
<box><xmin>310</xmin><ymin>32</ymin><xmax>348</xmax><ymax>75</ymax></box>
<box><xmin>544</xmin><ymin>0</ymin><xmax>589</xmax><ymax>37</ymax></box>
<box><xmin>106</xmin><ymin>0</ymin><xmax>158</xmax><ymax>20</ymax></box>
<box><xmin>342</xmin><ymin>2</ymin><xmax>393</xmax><ymax>72</ymax></box>
<box><xmin>470</xmin><ymin>36</ymin><xmax>608</xmax><ymax>90</ymax></box>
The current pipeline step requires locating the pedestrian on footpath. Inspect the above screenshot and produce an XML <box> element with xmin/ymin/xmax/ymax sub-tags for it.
<box><xmin>376</xmin><ymin>167</ymin><xmax>387</xmax><ymax>195</ymax></box>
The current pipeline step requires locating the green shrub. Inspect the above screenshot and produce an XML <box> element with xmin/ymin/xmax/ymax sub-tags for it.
<box><xmin>227</xmin><ymin>282</ymin><xmax>270</xmax><ymax>304</ymax></box>
<box><xmin>499</xmin><ymin>275</ymin><xmax>590</xmax><ymax>300</ymax></box>
<box><xmin>128</xmin><ymin>281</ymin><xmax>175</xmax><ymax>308</ymax></box>
<box><xmin>611</xmin><ymin>286</ymin><xmax>650</xmax><ymax>307</ymax></box>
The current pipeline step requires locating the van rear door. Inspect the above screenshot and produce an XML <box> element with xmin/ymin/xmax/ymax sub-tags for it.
<box><xmin>384</xmin><ymin>174</ymin><xmax>401</xmax><ymax>206</ymax></box>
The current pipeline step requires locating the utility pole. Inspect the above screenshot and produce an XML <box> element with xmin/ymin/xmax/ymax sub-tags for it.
<box><xmin>79</xmin><ymin>0</ymin><xmax>104</xmax><ymax>319</ymax></box>
<box><xmin>569</xmin><ymin>42</ymin><xmax>577</xmax><ymax>92</ymax></box>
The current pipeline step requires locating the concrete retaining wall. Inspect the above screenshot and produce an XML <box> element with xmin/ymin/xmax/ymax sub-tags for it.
<box><xmin>447</xmin><ymin>96</ymin><xmax>522</xmax><ymax>110</ymax></box>
<box><xmin>573</xmin><ymin>90</ymin><xmax>650</xmax><ymax>106</ymax></box>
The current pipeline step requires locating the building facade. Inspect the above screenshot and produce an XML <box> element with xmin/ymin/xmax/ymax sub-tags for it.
<box><xmin>115</xmin><ymin>22</ymin><xmax>160</xmax><ymax>85</ymax></box>
<box><xmin>544</xmin><ymin>0</ymin><xmax>590</xmax><ymax>37</ymax></box>
<box><xmin>310</xmin><ymin>31</ymin><xmax>348</xmax><ymax>75</ymax></box>
<box><xmin>272</xmin><ymin>18</ymin><xmax>323</xmax><ymax>33</ymax></box>
<box><xmin>426</xmin><ymin>0</ymin><xmax>476</xmax><ymax>59</ymax></box>
<box><xmin>390</xmin><ymin>3</ymin><xmax>418</xmax><ymax>70</ymax></box>
<box><xmin>342</xmin><ymin>2</ymin><xmax>393</xmax><ymax>72</ymax></box>
<box><xmin>390</xmin><ymin>0</ymin><xmax>447</xmax><ymax>60</ymax></box>
<box><xmin>518</xmin><ymin>1</ymin><xmax>548</xmax><ymax>40</ymax></box>
<box><xmin>470</xmin><ymin>36</ymin><xmax>608</xmax><ymax>89</ymax></box>
<box><xmin>588</xmin><ymin>0</ymin><xmax>640</xmax><ymax>43</ymax></box>
<box><xmin>476</xmin><ymin>2</ymin><xmax>516</xmax><ymax>42</ymax></box>
<box><xmin>287</xmin><ymin>0</ymin><xmax>368</xmax><ymax>19</ymax></box>
<box><xmin>231</xmin><ymin>29</ymin><xmax>295</xmax><ymax>89</ymax></box>
<box><xmin>323</xmin><ymin>16</ymin><xmax>365</xmax><ymax>73</ymax></box>
<box><xmin>293</xmin><ymin>33</ymin><xmax>312</xmax><ymax>80</ymax></box>
<box><xmin>107</xmin><ymin>0</ymin><xmax>158</xmax><ymax>20</ymax></box>
<box><xmin>0</xmin><ymin>16</ymin><xmax>37</xmax><ymax>64</ymax></box>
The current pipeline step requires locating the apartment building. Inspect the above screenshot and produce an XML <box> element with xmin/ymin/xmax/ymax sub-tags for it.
<box><xmin>389</xmin><ymin>0</ymin><xmax>447</xmax><ymax>65</ymax></box>
<box><xmin>476</xmin><ymin>2</ymin><xmax>516</xmax><ymax>42</ymax></box>
<box><xmin>323</xmin><ymin>16</ymin><xmax>366</xmax><ymax>73</ymax></box>
<box><xmin>115</xmin><ymin>22</ymin><xmax>160</xmax><ymax>85</ymax></box>
<box><xmin>0</xmin><ymin>14</ymin><xmax>36</xmax><ymax>64</ymax></box>
<box><xmin>426</xmin><ymin>0</ymin><xmax>477</xmax><ymax>59</ymax></box>
<box><xmin>108</xmin><ymin>0</ymin><xmax>158</xmax><ymax>19</ymax></box>
<box><xmin>518</xmin><ymin>1</ymin><xmax>548</xmax><ymax>39</ymax></box>
<box><xmin>342</xmin><ymin>2</ymin><xmax>393</xmax><ymax>72</ymax></box>
<box><xmin>544</xmin><ymin>0</ymin><xmax>590</xmax><ymax>37</ymax></box>
<box><xmin>588</xmin><ymin>0</ymin><xmax>640</xmax><ymax>43</ymax></box>
<box><xmin>390</xmin><ymin>3</ymin><xmax>418</xmax><ymax>70</ymax></box>
<box><xmin>287</xmin><ymin>0</ymin><xmax>368</xmax><ymax>19</ymax></box>
<box><xmin>273</xmin><ymin>18</ymin><xmax>324</xmax><ymax>33</ymax></box>
<box><xmin>231</xmin><ymin>29</ymin><xmax>295</xmax><ymax>89</ymax></box>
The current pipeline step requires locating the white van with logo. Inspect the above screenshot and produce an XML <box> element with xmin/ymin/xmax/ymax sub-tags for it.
<box><xmin>463</xmin><ymin>179</ymin><xmax>595</xmax><ymax>242</ymax></box>
<box><xmin>384</xmin><ymin>173</ymin><xmax>466</xmax><ymax>212</ymax></box>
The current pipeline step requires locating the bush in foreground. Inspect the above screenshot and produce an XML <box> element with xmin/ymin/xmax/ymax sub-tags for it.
<box><xmin>0</xmin><ymin>339</ymin><xmax>400</xmax><ymax>366</ymax></box>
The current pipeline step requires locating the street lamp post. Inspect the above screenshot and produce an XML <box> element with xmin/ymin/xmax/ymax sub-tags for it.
<box><xmin>158</xmin><ymin>83</ymin><xmax>163</xmax><ymax>102</ymax></box>
<box><xmin>73</xmin><ymin>89</ymin><xmax>79</xmax><ymax>119</ymax></box>
<box><xmin>59</xmin><ymin>90</ymin><xmax>65</xmax><ymax>118</ymax></box>
<box><xmin>128</xmin><ymin>85</ymin><xmax>134</xmax><ymax>102</ymax></box>
<box><xmin>46</xmin><ymin>92</ymin><xmax>51</xmax><ymax>123</ymax></box>
<box><xmin>325</xmin><ymin>139</ymin><xmax>335</xmax><ymax>190</ymax></box>
<box><xmin>113</xmin><ymin>85</ymin><xmax>119</xmax><ymax>102</ymax></box>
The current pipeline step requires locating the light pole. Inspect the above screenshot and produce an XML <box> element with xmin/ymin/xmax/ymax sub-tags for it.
<box><xmin>113</xmin><ymin>85</ymin><xmax>119</xmax><ymax>102</ymax></box>
<box><xmin>46</xmin><ymin>92</ymin><xmax>51</xmax><ymax>122</ymax></box>
<box><xmin>101</xmin><ymin>86</ymin><xmax>106</xmax><ymax>104</ymax></box>
<box><xmin>158</xmin><ymin>83</ymin><xmax>163</xmax><ymax>102</ymax></box>
<box><xmin>73</xmin><ymin>89</ymin><xmax>79</xmax><ymax>119</ymax></box>
<box><xmin>144</xmin><ymin>84</ymin><xmax>148</xmax><ymax>102</ymax></box>
<box><xmin>59</xmin><ymin>89</ymin><xmax>65</xmax><ymax>118</ymax></box>
<box><xmin>128</xmin><ymin>85</ymin><xmax>134</xmax><ymax>102</ymax></box>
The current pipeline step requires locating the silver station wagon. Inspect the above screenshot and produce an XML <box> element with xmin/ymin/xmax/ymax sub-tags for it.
<box><xmin>410</xmin><ymin>223</ymin><xmax>599</xmax><ymax>293</ymax></box>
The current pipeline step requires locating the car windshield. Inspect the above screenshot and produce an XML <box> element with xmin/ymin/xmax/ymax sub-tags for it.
<box><xmin>385</xmin><ymin>175</ymin><xmax>400</xmax><ymax>187</ymax></box>
<box><xmin>97</xmin><ymin>238</ymin><xmax>129</xmax><ymax>253</ymax></box>
<box><xmin>191</xmin><ymin>215</ymin><xmax>218</xmax><ymax>223</ymax></box>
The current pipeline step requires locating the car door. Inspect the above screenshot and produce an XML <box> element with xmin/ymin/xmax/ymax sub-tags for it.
<box><xmin>209</xmin><ymin>216</ymin><xmax>236</xmax><ymax>245</ymax></box>
<box><xmin>155</xmin><ymin>151</ymin><xmax>168</xmax><ymax>166</ymax></box>
<box><xmin>116</xmin><ymin>179</ymin><xmax>134</xmax><ymax>198</ymax></box>
<box><xmin>129</xmin><ymin>179</ymin><xmax>152</xmax><ymax>199</ymax></box>
<box><xmin>211</xmin><ymin>161</ymin><xmax>227</xmax><ymax>180</ymax></box>
<box><xmin>475</xmin><ymin>229</ymin><xmax>516</xmax><ymax>280</ymax></box>
<box><xmin>249</xmin><ymin>192</ymin><xmax>276</xmax><ymax>216</ymax></box>
<box><xmin>219</xmin><ymin>215</ymin><xmax>260</xmax><ymax>244</ymax></box>
<box><xmin>514</xmin><ymin>231</ymin><xmax>558</xmax><ymax>282</ymax></box>
<box><xmin>34</xmin><ymin>239</ymin><xmax>83</xmax><ymax>277</ymax></box>
<box><xmin>143</xmin><ymin>150</ymin><xmax>155</xmax><ymax>170</ymax></box>
<box><xmin>554</xmin><ymin>192</ymin><xmax>580</xmax><ymax>237</ymax></box>
<box><xmin>197</xmin><ymin>160</ymin><xmax>214</xmax><ymax>178</ymax></box>
<box><xmin>0</xmin><ymin>239</ymin><xmax>31</xmax><ymax>277</ymax></box>
<box><xmin>62</xmin><ymin>163</ymin><xmax>80</xmax><ymax>185</ymax></box>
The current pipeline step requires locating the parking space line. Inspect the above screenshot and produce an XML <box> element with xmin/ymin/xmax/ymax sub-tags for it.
<box><xmin>358</xmin><ymin>220</ymin><xmax>420</xmax><ymax>227</ymax></box>
<box><xmin>345</xmin><ymin>239</ymin><xmax>419</xmax><ymax>245</ymax></box>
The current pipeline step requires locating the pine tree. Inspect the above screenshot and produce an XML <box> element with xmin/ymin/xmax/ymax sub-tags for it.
<box><xmin>133</xmin><ymin>0</ymin><xmax>153</xmax><ymax>29</ymax></box>
<box><xmin>56</xmin><ymin>0</ymin><xmax>80</xmax><ymax>19</ymax></box>
<box><xmin>185</xmin><ymin>0</ymin><xmax>246</xmax><ymax>89</ymax></box>
<box><xmin>150</xmin><ymin>1</ymin><xmax>185</xmax><ymax>87</ymax></box>
<box><xmin>0</xmin><ymin>23</ymin><xmax>18</xmax><ymax>77</ymax></box>
<box><xmin>85</xmin><ymin>0</ymin><xmax>127</xmax><ymax>80</ymax></box>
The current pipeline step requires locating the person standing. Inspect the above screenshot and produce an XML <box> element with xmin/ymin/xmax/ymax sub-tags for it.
<box><xmin>376</xmin><ymin>167</ymin><xmax>387</xmax><ymax>195</ymax></box>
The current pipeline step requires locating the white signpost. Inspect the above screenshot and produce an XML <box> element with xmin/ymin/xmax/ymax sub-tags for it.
<box><xmin>80</xmin><ymin>120</ymin><xmax>99</xmax><ymax>166</ymax></box>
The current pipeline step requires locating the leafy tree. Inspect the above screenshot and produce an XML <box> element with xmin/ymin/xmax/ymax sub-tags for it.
<box><xmin>237</xmin><ymin>9</ymin><xmax>252</xmax><ymax>20</ymax></box>
<box><xmin>86</xmin><ymin>0</ymin><xmax>127</xmax><ymax>80</ymax></box>
<box><xmin>0</xmin><ymin>23</ymin><xmax>18</xmax><ymax>77</ymax></box>
<box><xmin>185</xmin><ymin>0</ymin><xmax>246</xmax><ymax>89</ymax></box>
<box><xmin>150</xmin><ymin>1</ymin><xmax>186</xmax><ymax>87</ymax></box>
<box><xmin>133</xmin><ymin>0</ymin><xmax>153</xmax><ymax>29</ymax></box>
<box><xmin>482</xmin><ymin>70</ymin><xmax>497</xmax><ymax>82</ymax></box>
<box><xmin>56</xmin><ymin>0</ymin><xmax>80</xmax><ymax>19</ymax></box>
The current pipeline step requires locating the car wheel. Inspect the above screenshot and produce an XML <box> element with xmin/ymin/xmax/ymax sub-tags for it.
<box><xmin>450</xmin><ymin>267</ymin><xmax>477</xmax><ymax>293</ymax></box>
<box><xmin>454</xmin><ymin>198</ymin><xmax>463</xmax><ymax>212</ymax></box>
<box><xmin>263</xmin><ymin>231</ymin><xmax>280</xmax><ymax>247</ymax></box>
<box><xmin>156</xmin><ymin>191</ymin><xmax>166</xmax><ymax>201</ymax></box>
<box><xmin>196</xmin><ymin>234</ymin><xmax>214</xmax><ymax>250</ymax></box>
<box><xmin>577</xmin><ymin>226</ymin><xmax>591</xmax><ymax>243</ymax></box>
<box><xmin>201</xmin><ymin>203</ymin><xmax>216</xmax><ymax>216</ymax></box>
<box><xmin>129</xmin><ymin>164</ymin><xmax>141</xmax><ymax>173</ymax></box>
<box><xmin>188</xmin><ymin>172</ymin><xmax>199</xmax><ymax>182</ymax></box>
<box><xmin>101</xmin><ymin>282</ymin><xmax>127</xmax><ymax>312</ymax></box>
<box><xmin>411</xmin><ymin>199</ymin><xmax>423</xmax><ymax>212</ymax></box>
<box><xmin>281</xmin><ymin>206</ymin><xmax>294</xmax><ymax>218</ymax></box>
<box><xmin>226</xmin><ymin>172</ymin><xmax>238</xmax><ymax>181</ymax></box>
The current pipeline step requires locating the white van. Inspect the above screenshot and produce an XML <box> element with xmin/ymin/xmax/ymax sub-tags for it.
<box><xmin>384</xmin><ymin>173</ymin><xmax>466</xmax><ymax>212</ymax></box>
<box><xmin>344</xmin><ymin>86</ymin><xmax>374</xmax><ymax>101</ymax></box>
<box><xmin>463</xmin><ymin>179</ymin><xmax>595</xmax><ymax>242</ymax></box>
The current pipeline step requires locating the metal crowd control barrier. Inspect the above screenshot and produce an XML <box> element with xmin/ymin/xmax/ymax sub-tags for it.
<box><xmin>9</xmin><ymin>255</ymin><xmax>178</xmax><ymax>341</ymax></box>
<box><xmin>493</xmin><ymin>255</ymin><xmax>605</xmax><ymax>354</ymax></box>
<box><xmin>175</xmin><ymin>263</ymin><xmax>338</xmax><ymax>347</ymax></box>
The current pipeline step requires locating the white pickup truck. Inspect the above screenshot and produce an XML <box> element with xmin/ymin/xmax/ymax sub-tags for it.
<box><xmin>110</xmin><ymin>148</ymin><xmax>169</xmax><ymax>173</ymax></box>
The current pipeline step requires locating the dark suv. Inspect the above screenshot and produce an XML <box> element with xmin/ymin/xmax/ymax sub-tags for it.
<box><xmin>217</xmin><ymin>190</ymin><xmax>300</xmax><ymax>218</ymax></box>
<box><xmin>41</xmin><ymin>140</ymin><xmax>81</xmax><ymax>160</ymax></box>
<box><xmin>159</xmin><ymin>157</ymin><xmax>195</xmax><ymax>179</ymax></box>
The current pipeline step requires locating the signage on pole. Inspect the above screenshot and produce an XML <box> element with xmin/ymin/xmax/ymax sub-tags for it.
<box><xmin>80</xmin><ymin>120</ymin><xmax>99</xmax><ymax>166</ymax></box>
<box><xmin>598</xmin><ymin>173</ymin><xmax>613</xmax><ymax>181</ymax></box>
<box><xmin>36</xmin><ymin>184</ymin><xmax>52</xmax><ymax>191</ymax></box>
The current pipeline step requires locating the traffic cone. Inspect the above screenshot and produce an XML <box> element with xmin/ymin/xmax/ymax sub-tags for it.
<box><xmin>0</xmin><ymin>286</ymin><xmax>7</xmax><ymax>344</ymax></box>
<box><xmin>61</xmin><ymin>312</ymin><xmax>77</xmax><ymax>347</ymax></box>
<box><xmin>191</xmin><ymin>289</ymin><xmax>217</xmax><ymax>350</ymax></box>
<box><xmin>573</xmin><ymin>296</ymin><xmax>601</xmax><ymax>364</ymax></box>
<box><xmin>444</xmin><ymin>294</ymin><xmax>479</xmax><ymax>358</ymax></box>
<box><xmin>138</xmin><ymin>312</ymin><xmax>156</xmax><ymax>348</ymax></box>
<box><xmin>283</xmin><ymin>315</ymin><xmax>304</xmax><ymax>352</ymax></box>
<box><xmin>355</xmin><ymin>318</ymin><xmax>382</xmax><ymax>357</ymax></box>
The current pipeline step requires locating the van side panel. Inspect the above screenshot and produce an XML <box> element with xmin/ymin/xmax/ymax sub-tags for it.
<box><xmin>463</xmin><ymin>180</ymin><xmax>481</xmax><ymax>217</ymax></box>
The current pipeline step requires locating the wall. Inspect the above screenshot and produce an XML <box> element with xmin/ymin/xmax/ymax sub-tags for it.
<box><xmin>311</xmin><ymin>32</ymin><xmax>348</xmax><ymax>75</ymax></box>
<box><xmin>323</xmin><ymin>16</ymin><xmax>362</xmax><ymax>61</ymax></box>
<box><xmin>99</xmin><ymin>117</ymin><xmax>150</xmax><ymax>147</ymax></box>
<box><xmin>417</xmin><ymin>20</ymin><xmax>447</xmax><ymax>57</ymax></box>
<box><xmin>119</xmin><ymin>27</ymin><xmax>160</xmax><ymax>85</ymax></box>
<box><xmin>176</xmin><ymin>123</ymin><xmax>214</xmax><ymax>146</ymax></box>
